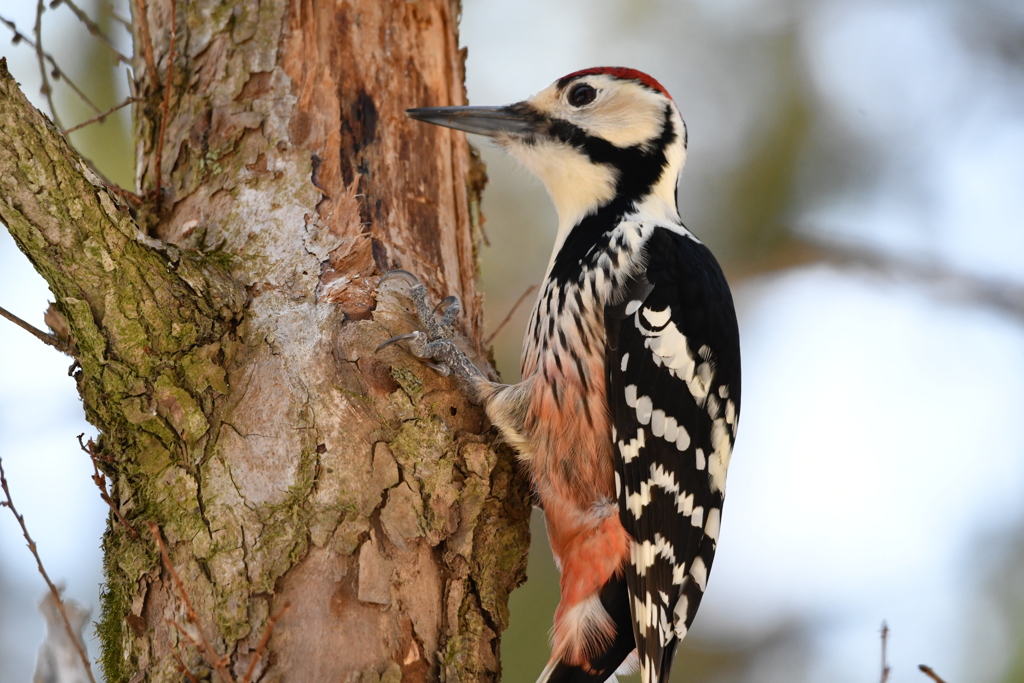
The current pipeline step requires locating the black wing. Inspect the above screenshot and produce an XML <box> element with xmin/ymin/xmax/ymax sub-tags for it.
<box><xmin>605</xmin><ymin>226</ymin><xmax>741</xmax><ymax>683</ymax></box>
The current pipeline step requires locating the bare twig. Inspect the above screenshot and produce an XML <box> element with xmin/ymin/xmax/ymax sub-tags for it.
<box><xmin>240</xmin><ymin>602</ymin><xmax>290</xmax><ymax>683</ymax></box>
<box><xmin>485</xmin><ymin>284</ymin><xmax>538</xmax><ymax>345</ymax></box>
<box><xmin>0</xmin><ymin>457</ymin><xmax>98</xmax><ymax>683</ymax></box>
<box><xmin>149</xmin><ymin>522</ymin><xmax>235</xmax><ymax>683</ymax></box>
<box><xmin>34</xmin><ymin>0</ymin><xmax>62</xmax><ymax>129</ymax></box>
<box><xmin>132</xmin><ymin>0</ymin><xmax>156</xmax><ymax>85</ymax></box>
<box><xmin>919</xmin><ymin>665</ymin><xmax>948</xmax><ymax>683</ymax></box>
<box><xmin>63</xmin><ymin>96</ymin><xmax>139</xmax><ymax>134</ymax></box>
<box><xmin>153</xmin><ymin>0</ymin><xmax>176</xmax><ymax>197</ymax></box>
<box><xmin>108</xmin><ymin>4</ymin><xmax>132</xmax><ymax>31</ymax></box>
<box><xmin>78</xmin><ymin>434</ymin><xmax>139</xmax><ymax>539</ymax></box>
<box><xmin>51</xmin><ymin>0</ymin><xmax>131</xmax><ymax>64</ymax></box>
<box><xmin>1</xmin><ymin>13</ymin><xmax>103</xmax><ymax>115</ymax></box>
<box><xmin>880</xmin><ymin>622</ymin><xmax>891</xmax><ymax>683</ymax></box>
<box><xmin>171</xmin><ymin>648</ymin><xmax>201</xmax><ymax>683</ymax></box>
<box><xmin>0</xmin><ymin>303</ymin><xmax>74</xmax><ymax>355</ymax></box>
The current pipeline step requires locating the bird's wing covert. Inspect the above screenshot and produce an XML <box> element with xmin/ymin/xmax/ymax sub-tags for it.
<box><xmin>605</xmin><ymin>226</ymin><xmax>741</xmax><ymax>683</ymax></box>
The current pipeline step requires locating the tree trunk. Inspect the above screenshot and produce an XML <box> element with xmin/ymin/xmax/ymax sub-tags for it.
<box><xmin>0</xmin><ymin>1</ymin><xmax>530</xmax><ymax>681</ymax></box>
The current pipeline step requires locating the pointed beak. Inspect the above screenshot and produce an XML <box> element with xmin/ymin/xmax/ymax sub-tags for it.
<box><xmin>406</xmin><ymin>105</ymin><xmax>538</xmax><ymax>138</ymax></box>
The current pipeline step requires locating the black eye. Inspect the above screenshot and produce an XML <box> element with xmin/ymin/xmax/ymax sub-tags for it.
<box><xmin>569</xmin><ymin>83</ymin><xmax>597</xmax><ymax>107</ymax></box>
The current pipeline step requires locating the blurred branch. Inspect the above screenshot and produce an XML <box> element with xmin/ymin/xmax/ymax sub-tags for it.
<box><xmin>109</xmin><ymin>8</ymin><xmax>132</xmax><ymax>31</ymax></box>
<box><xmin>63</xmin><ymin>96</ymin><xmax>139</xmax><ymax>134</ymax></box>
<box><xmin>0</xmin><ymin>456</ymin><xmax>98</xmax><ymax>683</ymax></box>
<box><xmin>153</xmin><ymin>0</ymin><xmax>176</xmax><ymax>197</ymax></box>
<box><xmin>811</xmin><ymin>236</ymin><xmax>1024</xmax><ymax>322</ymax></box>
<box><xmin>880</xmin><ymin>622</ymin><xmax>891</xmax><ymax>683</ymax></box>
<box><xmin>50</xmin><ymin>0</ymin><xmax>131</xmax><ymax>64</ymax></box>
<box><xmin>34</xmin><ymin>0</ymin><xmax>61</xmax><ymax>129</ymax></box>
<box><xmin>0</xmin><ymin>303</ymin><xmax>74</xmax><ymax>355</ymax></box>
<box><xmin>919</xmin><ymin>664</ymin><xmax>949</xmax><ymax>683</ymax></box>
<box><xmin>0</xmin><ymin>13</ymin><xmax>103</xmax><ymax>115</ymax></box>
<box><xmin>132</xmin><ymin>0</ymin><xmax>157</xmax><ymax>86</ymax></box>
<box><xmin>485</xmin><ymin>284</ymin><xmax>538</xmax><ymax>346</ymax></box>
<box><xmin>733</xmin><ymin>234</ymin><xmax>1024</xmax><ymax>323</ymax></box>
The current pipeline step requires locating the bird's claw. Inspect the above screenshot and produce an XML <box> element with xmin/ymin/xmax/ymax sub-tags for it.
<box><xmin>375</xmin><ymin>270</ymin><xmax>464</xmax><ymax>378</ymax></box>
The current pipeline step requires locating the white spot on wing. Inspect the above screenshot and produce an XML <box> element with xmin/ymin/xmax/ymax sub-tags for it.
<box><xmin>705</xmin><ymin>507</ymin><xmax>721</xmax><ymax>541</ymax></box>
<box><xmin>625</xmin><ymin>384</ymin><xmax>638</xmax><ymax>408</ymax></box>
<box><xmin>676</xmin><ymin>424</ymin><xmax>690</xmax><ymax>451</ymax></box>
<box><xmin>690</xmin><ymin>556</ymin><xmax>707</xmax><ymax>591</ymax></box>
<box><xmin>631</xmin><ymin>534</ymin><xmax>677</xmax><ymax>576</ymax></box>
<box><xmin>642</xmin><ymin>307</ymin><xmax>671</xmax><ymax>327</ymax></box>
<box><xmin>695</xmin><ymin>447</ymin><xmax>706</xmax><ymax>470</ymax></box>
<box><xmin>620</xmin><ymin>352</ymin><xmax>630</xmax><ymax>372</ymax></box>
<box><xmin>619</xmin><ymin>428</ymin><xmax>645</xmax><ymax>463</ymax></box>
<box><xmin>625</xmin><ymin>299</ymin><xmax>642</xmax><ymax>315</ymax></box>
<box><xmin>691</xmin><ymin>506</ymin><xmax>704</xmax><ymax>528</ymax></box>
<box><xmin>673</xmin><ymin>594</ymin><xmax>689</xmax><ymax>637</ymax></box>
<box><xmin>709</xmin><ymin>418</ymin><xmax>733</xmax><ymax>493</ymax></box>
<box><xmin>650</xmin><ymin>409</ymin><xmax>666</xmax><ymax>437</ymax></box>
<box><xmin>635</xmin><ymin>395</ymin><xmax>653</xmax><ymax>425</ymax></box>
<box><xmin>625</xmin><ymin>481</ymin><xmax>651</xmax><ymax>518</ymax></box>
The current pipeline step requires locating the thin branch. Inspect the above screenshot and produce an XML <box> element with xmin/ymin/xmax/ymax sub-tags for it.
<box><xmin>240</xmin><ymin>602</ymin><xmax>290</xmax><ymax>683</ymax></box>
<box><xmin>0</xmin><ymin>13</ymin><xmax>103</xmax><ymax>115</ymax></box>
<box><xmin>171</xmin><ymin>648</ymin><xmax>201</xmax><ymax>683</ymax></box>
<box><xmin>880</xmin><ymin>622</ymin><xmax>891</xmax><ymax>683</ymax></box>
<box><xmin>78</xmin><ymin>434</ymin><xmax>139</xmax><ymax>539</ymax></box>
<box><xmin>0</xmin><ymin>457</ymin><xmax>98</xmax><ymax>683</ymax></box>
<box><xmin>34</xmin><ymin>0</ymin><xmax>62</xmax><ymax>129</ymax></box>
<box><xmin>63</xmin><ymin>96</ymin><xmax>139</xmax><ymax>134</ymax></box>
<box><xmin>153</xmin><ymin>0</ymin><xmax>176</xmax><ymax>197</ymax></box>
<box><xmin>51</xmin><ymin>0</ymin><xmax>131</xmax><ymax>64</ymax></box>
<box><xmin>0</xmin><ymin>303</ymin><xmax>74</xmax><ymax>355</ymax></box>
<box><xmin>108</xmin><ymin>3</ymin><xmax>132</xmax><ymax>31</ymax></box>
<box><xmin>149</xmin><ymin>522</ymin><xmax>235</xmax><ymax>683</ymax></box>
<box><xmin>919</xmin><ymin>665</ymin><xmax>949</xmax><ymax>683</ymax></box>
<box><xmin>132</xmin><ymin>0</ymin><xmax>156</xmax><ymax>85</ymax></box>
<box><xmin>485</xmin><ymin>284</ymin><xmax>538</xmax><ymax>345</ymax></box>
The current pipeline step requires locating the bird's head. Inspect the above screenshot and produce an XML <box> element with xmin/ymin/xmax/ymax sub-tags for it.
<box><xmin>408</xmin><ymin>67</ymin><xmax>687</xmax><ymax>231</ymax></box>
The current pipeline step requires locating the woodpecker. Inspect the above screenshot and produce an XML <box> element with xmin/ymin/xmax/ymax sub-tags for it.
<box><xmin>378</xmin><ymin>68</ymin><xmax>741</xmax><ymax>683</ymax></box>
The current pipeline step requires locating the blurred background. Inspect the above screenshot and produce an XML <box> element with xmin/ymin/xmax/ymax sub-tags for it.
<box><xmin>2</xmin><ymin>0</ymin><xmax>1024</xmax><ymax>681</ymax></box>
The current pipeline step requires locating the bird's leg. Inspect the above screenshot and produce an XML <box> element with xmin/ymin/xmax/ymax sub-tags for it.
<box><xmin>376</xmin><ymin>270</ymin><xmax>487</xmax><ymax>399</ymax></box>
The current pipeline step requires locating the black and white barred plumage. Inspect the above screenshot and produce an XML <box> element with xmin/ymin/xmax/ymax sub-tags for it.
<box><xmin>396</xmin><ymin>67</ymin><xmax>742</xmax><ymax>683</ymax></box>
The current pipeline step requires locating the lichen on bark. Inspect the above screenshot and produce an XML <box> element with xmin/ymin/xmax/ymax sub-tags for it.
<box><xmin>0</xmin><ymin>0</ymin><xmax>531</xmax><ymax>679</ymax></box>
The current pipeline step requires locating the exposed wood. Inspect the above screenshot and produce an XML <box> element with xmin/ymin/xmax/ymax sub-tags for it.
<box><xmin>0</xmin><ymin>0</ymin><xmax>531</xmax><ymax>679</ymax></box>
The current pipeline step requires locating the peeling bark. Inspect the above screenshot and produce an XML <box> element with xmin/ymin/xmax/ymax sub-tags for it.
<box><xmin>0</xmin><ymin>1</ymin><xmax>530</xmax><ymax>681</ymax></box>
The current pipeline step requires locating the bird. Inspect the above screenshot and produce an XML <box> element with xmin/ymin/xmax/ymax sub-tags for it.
<box><xmin>377</xmin><ymin>67</ymin><xmax>741</xmax><ymax>683</ymax></box>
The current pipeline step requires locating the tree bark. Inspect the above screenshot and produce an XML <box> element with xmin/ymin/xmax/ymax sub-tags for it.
<box><xmin>0</xmin><ymin>1</ymin><xmax>529</xmax><ymax>681</ymax></box>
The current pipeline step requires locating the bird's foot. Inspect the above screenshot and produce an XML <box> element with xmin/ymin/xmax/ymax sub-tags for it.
<box><xmin>376</xmin><ymin>270</ymin><xmax>483</xmax><ymax>385</ymax></box>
